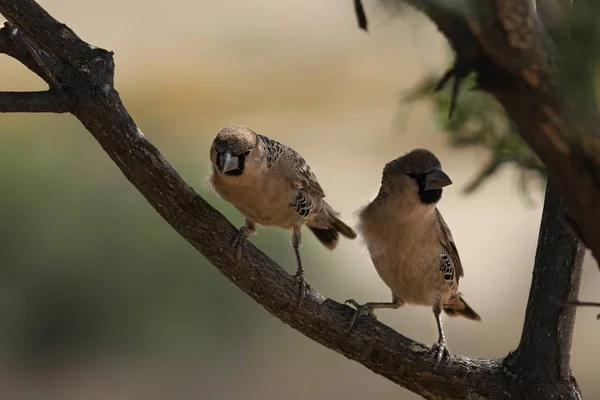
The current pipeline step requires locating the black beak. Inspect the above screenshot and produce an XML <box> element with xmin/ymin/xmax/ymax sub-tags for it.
<box><xmin>423</xmin><ymin>167</ymin><xmax>452</xmax><ymax>191</ymax></box>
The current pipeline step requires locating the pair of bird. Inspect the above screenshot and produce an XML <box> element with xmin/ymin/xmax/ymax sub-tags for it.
<box><xmin>208</xmin><ymin>124</ymin><xmax>481</xmax><ymax>366</ymax></box>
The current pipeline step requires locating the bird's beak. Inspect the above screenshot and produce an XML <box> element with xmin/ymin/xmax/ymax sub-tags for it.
<box><xmin>424</xmin><ymin>167</ymin><xmax>452</xmax><ymax>191</ymax></box>
<box><xmin>219</xmin><ymin>149</ymin><xmax>239</xmax><ymax>173</ymax></box>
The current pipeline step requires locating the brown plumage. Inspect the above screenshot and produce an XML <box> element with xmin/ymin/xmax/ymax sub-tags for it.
<box><xmin>208</xmin><ymin>125</ymin><xmax>357</xmax><ymax>305</ymax></box>
<box><xmin>346</xmin><ymin>148</ymin><xmax>480</xmax><ymax>367</ymax></box>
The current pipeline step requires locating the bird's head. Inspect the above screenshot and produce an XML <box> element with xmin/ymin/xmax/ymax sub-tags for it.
<box><xmin>380</xmin><ymin>148</ymin><xmax>452</xmax><ymax>207</ymax></box>
<box><xmin>210</xmin><ymin>125</ymin><xmax>261</xmax><ymax>176</ymax></box>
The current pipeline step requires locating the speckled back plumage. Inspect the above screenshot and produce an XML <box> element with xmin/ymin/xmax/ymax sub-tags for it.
<box><xmin>257</xmin><ymin>134</ymin><xmax>285</xmax><ymax>169</ymax></box>
<box><xmin>257</xmin><ymin>134</ymin><xmax>326</xmax><ymax>198</ymax></box>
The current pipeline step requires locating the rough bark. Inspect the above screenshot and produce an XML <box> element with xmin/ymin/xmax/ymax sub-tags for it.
<box><xmin>0</xmin><ymin>0</ymin><xmax>590</xmax><ymax>399</ymax></box>
<box><xmin>505</xmin><ymin>182</ymin><xmax>584</xmax><ymax>399</ymax></box>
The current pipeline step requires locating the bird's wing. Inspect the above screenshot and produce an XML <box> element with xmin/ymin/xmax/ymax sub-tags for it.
<box><xmin>257</xmin><ymin>134</ymin><xmax>286</xmax><ymax>169</ymax></box>
<box><xmin>257</xmin><ymin>133</ymin><xmax>325</xmax><ymax>198</ymax></box>
<box><xmin>290</xmin><ymin>189</ymin><xmax>314</xmax><ymax>218</ymax></box>
<box><xmin>285</xmin><ymin>147</ymin><xmax>326</xmax><ymax>199</ymax></box>
<box><xmin>436</xmin><ymin>208</ymin><xmax>464</xmax><ymax>284</ymax></box>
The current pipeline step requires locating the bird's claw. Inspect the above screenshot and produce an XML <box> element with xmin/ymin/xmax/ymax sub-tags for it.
<box><xmin>431</xmin><ymin>340</ymin><xmax>450</xmax><ymax>369</ymax></box>
<box><xmin>232</xmin><ymin>227</ymin><xmax>250</xmax><ymax>262</ymax></box>
<box><xmin>344</xmin><ymin>300</ymin><xmax>377</xmax><ymax>331</ymax></box>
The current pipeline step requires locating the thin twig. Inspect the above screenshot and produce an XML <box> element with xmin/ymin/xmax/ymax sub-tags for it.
<box><xmin>11</xmin><ymin>22</ymin><xmax>61</xmax><ymax>88</ymax></box>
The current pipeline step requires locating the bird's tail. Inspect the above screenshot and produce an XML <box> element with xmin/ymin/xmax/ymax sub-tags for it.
<box><xmin>308</xmin><ymin>209</ymin><xmax>357</xmax><ymax>250</ymax></box>
<box><xmin>443</xmin><ymin>294</ymin><xmax>481</xmax><ymax>321</ymax></box>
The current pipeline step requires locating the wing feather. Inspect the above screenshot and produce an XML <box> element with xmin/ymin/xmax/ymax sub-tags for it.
<box><xmin>258</xmin><ymin>134</ymin><xmax>325</xmax><ymax>198</ymax></box>
<box><xmin>287</xmin><ymin>148</ymin><xmax>326</xmax><ymax>198</ymax></box>
<box><xmin>436</xmin><ymin>208</ymin><xmax>464</xmax><ymax>284</ymax></box>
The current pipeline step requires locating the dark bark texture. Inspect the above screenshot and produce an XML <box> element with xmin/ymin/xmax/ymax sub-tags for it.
<box><xmin>0</xmin><ymin>0</ymin><xmax>592</xmax><ymax>399</ymax></box>
<box><xmin>506</xmin><ymin>182</ymin><xmax>585</xmax><ymax>399</ymax></box>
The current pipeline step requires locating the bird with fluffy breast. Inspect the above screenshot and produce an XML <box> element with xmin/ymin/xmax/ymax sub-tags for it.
<box><xmin>346</xmin><ymin>148</ymin><xmax>481</xmax><ymax>366</ymax></box>
<box><xmin>208</xmin><ymin>125</ymin><xmax>357</xmax><ymax>306</ymax></box>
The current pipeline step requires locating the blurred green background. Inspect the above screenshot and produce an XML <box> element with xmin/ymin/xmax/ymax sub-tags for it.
<box><xmin>1</xmin><ymin>1</ymin><xmax>599</xmax><ymax>399</ymax></box>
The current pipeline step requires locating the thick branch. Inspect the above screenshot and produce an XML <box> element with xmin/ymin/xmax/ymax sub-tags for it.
<box><xmin>506</xmin><ymin>181</ymin><xmax>584</xmax><ymax>398</ymax></box>
<box><xmin>74</xmin><ymin>116</ymin><xmax>508</xmax><ymax>400</ymax></box>
<box><xmin>0</xmin><ymin>91</ymin><xmax>71</xmax><ymax>112</ymax></box>
<box><xmin>67</xmin><ymin>119</ymin><xmax>506</xmax><ymax>399</ymax></box>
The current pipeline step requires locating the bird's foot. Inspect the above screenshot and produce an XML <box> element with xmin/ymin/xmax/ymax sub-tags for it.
<box><xmin>431</xmin><ymin>339</ymin><xmax>450</xmax><ymax>369</ymax></box>
<box><xmin>231</xmin><ymin>226</ymin><xmax>250</xmax><ymax>262</ymax></box>
<box><xmin>344</xmin><ymin>299</ymin><xmax>378</xmax><ymax>331</ymax></box>
<box><xmin>293</xmin><ymin>269</ymin><xmax>307</xmax><ymax>309</ymax></box>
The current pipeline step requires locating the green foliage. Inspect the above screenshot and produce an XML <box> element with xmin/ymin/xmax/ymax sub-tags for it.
<box><xmin>404</xmin><ymin>72</ymin><xmax>546</xmax><ymax>195</ymax></box>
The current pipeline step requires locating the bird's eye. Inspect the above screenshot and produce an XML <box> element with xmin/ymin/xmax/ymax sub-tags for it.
<box><xmin>243</xmin><ymin>149</ymin><xmax>251</xmax><ymax>156</ymax></box>
<box><xmin>407</xmin><ymin>171</ymin><xmax>418</xmax><ymax>179</ymax></box>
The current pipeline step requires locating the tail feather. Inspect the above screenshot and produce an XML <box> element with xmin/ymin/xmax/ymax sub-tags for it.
<box><xmin>308</xmin><ymin>226</ymin><xmax>340</xmax><ymax>250</ymax></box>
<box><xmin>330</xmin><ymin>215</ymin><xmax>357</xmax><ymax>240</ymax></box>
<box><xmin>308</xmin><ymin>214</ymin><xmax>357</xmax><ymax>250</ymax></box>
<box><xmin>443</xmin><ymin>294</ymin><xmax>481</xmax><ymax>321</ymax></box>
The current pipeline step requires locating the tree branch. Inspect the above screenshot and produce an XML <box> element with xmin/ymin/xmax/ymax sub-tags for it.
<box><xmin>0</xmin><ymin>91</ymin><xmax>71</xmax><ymax>112</ymax></box>
<box><xmin>506</xmin><ymin>181</ymin><xmax>584</xmax><ymax>397</ymax></box>
<box><xmin>564</xmin><ymin>301</ymin><xmax>600</xmax><ymax>309</ymax></box>
<box><xmin>0</xmin><ymin>22</ymin><xmax>63</xmax><ymax>87</ymax></box>
<box><xmin>0</xmin><ymin>0</ymin><xmax>589</xmax><ymax>399</ymax></box>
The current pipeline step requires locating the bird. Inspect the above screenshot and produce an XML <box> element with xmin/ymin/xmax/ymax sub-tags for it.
<box><xmin>208</xmin><ymin>125</ymin><xmax>357</xmax><ymax>306</ymax></box>
<box><xmin>345</xmin><ymin>148</ymin><xmax>480</xmax><ymax>367</ymax></box>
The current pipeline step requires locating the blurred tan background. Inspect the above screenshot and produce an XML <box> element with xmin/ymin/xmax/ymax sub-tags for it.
<box><xmin>1</xmin><ymin>1</ymin><xmax>599</xmax><ymax>399</ymax></box>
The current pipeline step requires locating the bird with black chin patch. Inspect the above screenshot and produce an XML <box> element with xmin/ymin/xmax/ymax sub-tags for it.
<box><xmin>346</xmin><ymin>148</ymin><xmax>481</xmax><ymax>367</ymax></box>
<box><xmin>208</xmin><ymin>125</ymin><xmax>357</xmax><ymax>306</ymax></box>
